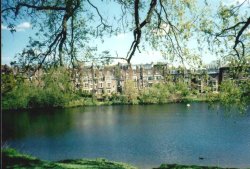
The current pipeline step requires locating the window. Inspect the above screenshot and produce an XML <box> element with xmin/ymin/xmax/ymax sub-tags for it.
<box><xmin>148</xmin><ymin>76</ymin><xmax>154</xmax><ymax>80</ymax></box>
<box><xmin>108</xmin><ymin>83</ymin><xmax>111</xmax><ymax>88</ymax></box>
<box><xmin>155</xmin><ymin>76</ymin><xmax>162</xmax><ymax>80</ymax></box>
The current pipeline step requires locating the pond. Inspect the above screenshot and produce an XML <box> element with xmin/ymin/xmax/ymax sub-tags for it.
<box><xmin>2</xmin><ymin>103</ymin><xmax>250</xmax><ymax>169</ymax></box>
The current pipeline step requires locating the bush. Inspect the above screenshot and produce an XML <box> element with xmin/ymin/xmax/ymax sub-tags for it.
<box><xmin>123</xmin><ymin>80</ymin><xmax>139</xmax><ymax>104</ymax></box>
<box><xmin>2</xmin><ymin>82</ymin><xmax>30</xmax><ymax>110</ymax></box>
<box><xmin>2</xmin><ymin>67</ymin><xmax>78</xmax><ymax>110</ymax></box>
<box><xmin>110</xmin><ymin>94</ymin><xmax>129</xmax><ymax>104</ymax></box>
<box><xmin>139</xmin><ymin>83</ymin><xmax>170</xmax><ymax>104</ymax></box>
<box><xmin>175</xmin><ymin>81</ymin><xmax>190</xmax><ymax>97</ymax></box>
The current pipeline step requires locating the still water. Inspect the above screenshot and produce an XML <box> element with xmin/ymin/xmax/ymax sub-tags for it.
<box><xmin>3</xmin><ymin>103</ymin><xmax>250</xmax><ymax>168</ymax></box>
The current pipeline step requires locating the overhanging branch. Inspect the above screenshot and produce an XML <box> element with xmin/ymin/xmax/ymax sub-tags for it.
<box><xmin>126</xmin><ymin>0</ymin><xmax>157</xmax><ymax>63</ymax></box>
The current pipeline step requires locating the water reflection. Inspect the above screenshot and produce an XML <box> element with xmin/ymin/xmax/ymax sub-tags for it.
<box><xmin>2</xmin><ymin>103</ymin><xmax>250</xmax><ymax>169</ymax></box>
<box><xmin>3</xmin><ymin>108</ymin><xmax>74</xmax><ymax>141</ymax></box>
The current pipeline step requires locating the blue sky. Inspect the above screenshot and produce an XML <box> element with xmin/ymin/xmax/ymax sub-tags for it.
<box><xmin>1</xmin><ymin>0</ymin><xmax>247</xmax><ymax>66</ymax></box>
<box><xmin>2</xmin><ymin>22</ymin><xmax>35</xmax><ymax>64</ymax></box>
<box><xmin>1</xmin><ymin>25</ymin><xmax>166</xmax><ymax>65</ymax></box>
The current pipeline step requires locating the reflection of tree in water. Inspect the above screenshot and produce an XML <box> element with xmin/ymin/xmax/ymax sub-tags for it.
<box><xmin>2</xmin><ymin>108</ymin><xmax>75</xmax><ymax>141</ymax></box>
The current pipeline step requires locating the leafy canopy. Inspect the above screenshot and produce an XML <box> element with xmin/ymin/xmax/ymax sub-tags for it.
<box><xmin>2</xmin><ymin>0</ymin><xmax>249</xmax><ymax>68</ymax></box>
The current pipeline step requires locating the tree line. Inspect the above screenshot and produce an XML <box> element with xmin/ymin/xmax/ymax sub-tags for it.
<box><xmin>2</xmin><ymin>66</ymin><xmax>249</xmax><ymax>111</ymax></box>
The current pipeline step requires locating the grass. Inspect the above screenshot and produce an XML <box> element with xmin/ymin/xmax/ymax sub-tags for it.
<box><xmin>154</xmin><ymin>164</ymin><xmax>238</xmax><ymax>169</ymax></box>
<box><xmin>2</xmin><ymin>148</ymin><xmax>245</xmax><ymax>169</ymax></box>
<box><xmin>2</xmin><ymin>148</ymin><xmax>137</xmax><ymax>169</ymax></box>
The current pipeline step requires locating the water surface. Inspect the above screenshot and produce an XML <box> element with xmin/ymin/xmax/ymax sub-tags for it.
<box><xmin>3</xmin><ymin>103</ymin><xmax>250</xmax><ymax>168</ymax></box>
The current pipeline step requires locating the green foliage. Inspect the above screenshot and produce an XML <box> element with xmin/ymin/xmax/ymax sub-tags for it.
<box><xmin>2</xmin><ymin>68</ymin><xmax>77</xmax><ymax>110</ymax></box>
<box><xmin>77</xmin><ymin>90</ymin><xmax>93</xmax><ymax>98</ymax></box>
<box><xmin>28</xmin><ymin>86</ymin><xmax>70</xmax><ymax>108</ymax></box>
<box><xmin>140</xmin><ymin>83</ymin><xmax>168</xmax><ymax>104</ymax></box>
<box><xmin>139</xmin><ymin>82</ymin><xmax>190</xmax><ymax>104</ymax></box>
<box><xmin>2</xmin><ymin>67</ymin><xmax>248</xmax><ymax>111</ymax></box>
<box><xmin>109</xmin><ymin>93</ymin><xmax>129</xmax><ymax>105</ymax></box>
<box><xmin>200</xmin><ymin>1</ymin><xmax>250</xmax><ymax>62</ymax></box>
<box><xmin>123</xmin><ymin>80</ymin><xmax>139</xmax><ymax>104</ymax></box>
<box><xmin>1</xmin><ymin>73</ymin><xmax>16</xmax><ymax>95</ymax></box>
<box><xmin>175</xmin><ymin>81</ymin><xmax>190</xmax><ymax>97</ymax></box>
<box><xmin>2</xmin><ymin>81</ymin><xmax>31</xmax><ymax>110</ymax></box>
<box><xmin>220</xmin><ymin>81</ymin><xmax>242</xmax><ymax>104</ymax></box>
<box><xmin>156</xmin><ymin>163</ymin><xmax>232</xmax><ymax>169</ymax></box>
<box><xmin>212</xmin><ymin>80</ymin><xmax>250</xmax><ymax>113</ymax></box>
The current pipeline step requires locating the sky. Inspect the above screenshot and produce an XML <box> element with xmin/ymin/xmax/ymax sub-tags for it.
<box><xmin>1</xmin><ymin>25</ymin><xmax>166</xmax><ymax>65</ymax></box>
<box><xmin>1</xmin><ymin>0</ymin><xmax>248</xmax><ymax>66</ymax></box>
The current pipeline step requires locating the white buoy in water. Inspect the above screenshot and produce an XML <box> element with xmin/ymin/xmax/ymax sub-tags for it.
<box><xmin>187</xmin><ymin>104</ymin><xmax>190</xmax><ymax>107</ymax></box>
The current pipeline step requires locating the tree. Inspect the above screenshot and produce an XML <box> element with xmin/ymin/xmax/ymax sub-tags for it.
<box><xmin>199</xmin><ymin>0</ymin><xmax>250</xmax><ymax>66</ymax></box>
<box><xmin>123</xmin><ymin>80</ymin><xmax>139</xmax><ymax>104</ymax></box>
<box><xmin>141</xmin><ymin>83</ymin><xmax>170</xmax><ymax>104</ymax></box>
<box><xmin>1</xmin><ymin>65</ymin><xmax>16</xmax><ymax>95</ymax></box>
<box><xmin>2</xmin><ymin>0</ymin><xmax>249</xmax><ymax>110</ymax></box>
<box><xmin>2</xmin><ymin>0</ymin><xmax>212</xmax><ymax>68</ymax></box>
<box><xmin>217</xmin><ymin>80</ymin><xmax>250</xmax><ymax>113</ymax></box>
<box><xmin>3</xmin><ymin>0</ymin><xmax>249</xmax><ymax>68</ymax></box>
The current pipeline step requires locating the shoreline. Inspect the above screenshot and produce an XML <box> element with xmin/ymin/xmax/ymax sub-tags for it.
<box><xmin>2</xmin><ymin>95</ymin><xmax>213</xmax><ymax>112</ymax></box>
<box><xmin>2</xmin><ymin>148</ymin><xmax>242</xmax><ymax>169</ymax></box>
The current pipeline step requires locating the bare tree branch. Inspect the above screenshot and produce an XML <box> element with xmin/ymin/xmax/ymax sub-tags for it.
<box><xmin>1</xmin><ymin>3</ymin><xmax>66</xmax><ymax>15</ymax></box>
<box><xmin>86</xmin><ymin>0</ymin><xmax>112</xmax><ymax>36</ymax></box>
<box><xmin>127</xmin><ymin>0</ymin><xmax>157</xmax><ymax>63</ymax></box>
<box><xmin>234</xmin><ymin>17</ymin><xmax>250</xmax><ymax>49</ymax></box>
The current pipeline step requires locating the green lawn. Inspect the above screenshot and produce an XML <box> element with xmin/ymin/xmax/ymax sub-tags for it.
<box><xmin>2</xmin><ymin>148</ymin><xmax>245</xmax><ymax>169</ymax></box>
<box><xmin>2</xmin><ymin>148</ymin><xmax>137</xmax><ymax>169</ymax></box>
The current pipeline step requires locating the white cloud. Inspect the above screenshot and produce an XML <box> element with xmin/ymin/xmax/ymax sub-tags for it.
<box><xmin>17</xmin><ymin>22</ymin><xmax>31</xmax><ymax>29</ymax></box>
<box><xmin>1</xmin><ymin>22</ymin><xmax>31</xmax><ymax>32</ymax></box>
<box><xmin>115</xmin><ymin>33</ymin><xmax>130</xmax><ymax>40</ymax></box>
<box><xmin>1</xmin><ymin>25</ymin><xmax>8</xmax><ymax>30</ymax></box>
<box><xmin>16</xmin><ymin>22</ymin><xmax>32</xmax><ymax>31</ymax></box>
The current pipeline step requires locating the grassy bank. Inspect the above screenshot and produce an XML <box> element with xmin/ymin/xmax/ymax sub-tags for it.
<box><xmin>2</xmin><ymin>72</ymin><xmax>216</xmax><ymax>111</ymax></box>
<box><xmin>2</xmin><ymin>92</ymin><xmax>212</xmax><ymax>111</ymax></box>
<box><xmin>154</xmin><ymin>164</ymin><xmax>238</xmax><ymax>169</ymax></box>
<box><xmin>2</xmin><ymin>148</ymin><xmax>137</xmax><ymax>169</ymax></box>
<box><xmin>65</xmin><ymin>94</ymin><xmax>209</xmax><ymax>107</ymax></box>
<box><xmin>2</xmin><ymin>148</ymin><xmax>243</xmax><ymax>169</ymax></box>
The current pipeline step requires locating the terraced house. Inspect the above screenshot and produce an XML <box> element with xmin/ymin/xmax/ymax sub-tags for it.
<box><xmin>2</xmin><ymin>62</ymin><xmax>249</xmax><ymax>98</ymax></box>
<box><xmin>70</xmin><ymin>62</ymin><xmax>223</xmax><ymax>96</ymax></box>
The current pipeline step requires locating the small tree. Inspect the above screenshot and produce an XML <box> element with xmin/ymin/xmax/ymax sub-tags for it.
<box><xmin>218</xmin><ymin>80</ymin><xmax>249</xmax><ymax>113</ymax></box>
<box><xmin>124</xmin><ymin>80</ymin><xmax>139</xmax><ymax>104</ymax></box>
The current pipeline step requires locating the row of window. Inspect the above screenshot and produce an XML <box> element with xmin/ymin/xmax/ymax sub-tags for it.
<box><xmin>83</xmin><ymin>89</ymin><xmax>112</xmax><ymax>94</ymax></box>
<box><xmin>83</xmin><ymin>82</ymin><xmax>112</xmax><ymax>88</ymax></box>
